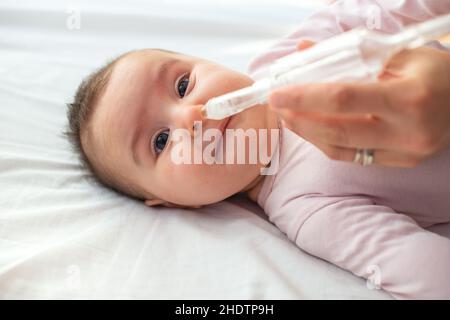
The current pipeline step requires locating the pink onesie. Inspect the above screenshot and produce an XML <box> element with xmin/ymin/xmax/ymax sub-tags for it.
<box><xmin>246</xmin><ymin>0</ymin><xmax>450</xmax><ymax>299</ymax></box>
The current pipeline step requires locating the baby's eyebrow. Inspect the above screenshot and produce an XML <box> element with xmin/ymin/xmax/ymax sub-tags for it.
<box><xmin>153</xmin><ymin>58</ymin><xmax>178</xmax><ymax>84</ymax></box>
<box><xmin>130</xmin><ymin>58</ymin><xmax>178</xmax><ymax>167</ymax></box>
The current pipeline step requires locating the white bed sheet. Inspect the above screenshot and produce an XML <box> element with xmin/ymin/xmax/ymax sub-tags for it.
<box><xmin>1</xmin><ymin>0</ymin><xmax>448</xmax><ymax>299</ymax></box>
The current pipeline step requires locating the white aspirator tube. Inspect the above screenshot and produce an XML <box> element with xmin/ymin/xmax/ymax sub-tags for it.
<box><xmin>201</xmin><ymin>13</ymin><xmax>450</xmax><ymax>120</ymax></box>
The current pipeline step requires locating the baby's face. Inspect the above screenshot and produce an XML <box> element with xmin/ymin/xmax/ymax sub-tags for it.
<box><xmin>84</xmin><ymin>49</ymin><xmax>278</xmax><ymax>206</ymax></box>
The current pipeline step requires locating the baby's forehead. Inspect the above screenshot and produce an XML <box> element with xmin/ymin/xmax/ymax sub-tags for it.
<box><xmin>115</xmin><ymin>48</ymin><xmax>182</xmax><ymax>71</ymax></box>
<box><xmin>89</xmin><ymin>48</ymin><xmax>187</xmax><ymax>155</ymax></box>
<box><xmin>114</xmin><ymin>49</ymin><xmax>168</xmax><ymax>73</ymax></box>
<box><xmin>86</xmin><ymin>50</ymin><xmax>175</xmax><ymax>162</ymax></box>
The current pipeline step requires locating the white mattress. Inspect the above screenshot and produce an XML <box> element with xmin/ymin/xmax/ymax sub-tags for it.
<box><xmin>1</xmin><ymin>0</ymin><xmax>448</xmax><ymax>299</ymax></box>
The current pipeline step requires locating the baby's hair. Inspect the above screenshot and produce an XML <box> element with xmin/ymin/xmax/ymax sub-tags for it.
<box><xmin>64</xmin><ymin>48</ymin><xmax>179</xmax><ymax>201</ymax></box>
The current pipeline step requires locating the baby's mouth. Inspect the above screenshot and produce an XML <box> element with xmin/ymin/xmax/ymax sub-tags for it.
<box><xmin>218</xmin><ymin>116</ymin><xmax>232</xmax><ymax>135</ymax></box>
<box><xmin>212</xmin><ymin>117</ymin><xmax>231</xmax><ymax>162</ymax></box>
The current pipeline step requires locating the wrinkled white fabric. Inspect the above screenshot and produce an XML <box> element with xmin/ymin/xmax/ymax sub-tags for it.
<box><xmin>0</xmin><ymin>0</ymin><xmax>396</xmax><ymax>299</ymax></box>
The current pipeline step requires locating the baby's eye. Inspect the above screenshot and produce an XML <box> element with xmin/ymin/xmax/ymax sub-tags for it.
<box><xmin>177</xmin><ymin>73</ymin><xmax>189</xmax><ymax>98</ymax></box>
<box><xmin>153</xmin><ymin>129</ymin><xmax>170</xmax><ymax>155</ymax></box>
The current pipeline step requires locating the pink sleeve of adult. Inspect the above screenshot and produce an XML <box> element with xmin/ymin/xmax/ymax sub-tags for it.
<box><xmin>247</xmin><ymin>0</ymin><xmax>450</xmax><ymax>75</ymax></box>
<box><xmin>295</xmin><ymin>197</ymin><xmax>450</xmax><ymax>299</ymax></box>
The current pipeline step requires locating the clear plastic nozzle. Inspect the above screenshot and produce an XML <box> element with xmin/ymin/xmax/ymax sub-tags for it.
<box><xmin>201</xmin><ymin>13</ymin><xmax>450</xmax><ymax>120</ymax></box>
<box><xmin>201</xmin><ymin>79</ymin><xmax>271</xmax><ymax>120</ymax></box>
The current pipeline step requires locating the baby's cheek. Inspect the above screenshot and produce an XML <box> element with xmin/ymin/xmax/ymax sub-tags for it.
<box><xmin>163</xmin><ymin>163</ymin><xmax>227</xmax><ymax>204</ymax></box>
<box><xmin>164</xmin><ymin>162</ymin><xmax>204</xmax><ymax>189</ymax></box>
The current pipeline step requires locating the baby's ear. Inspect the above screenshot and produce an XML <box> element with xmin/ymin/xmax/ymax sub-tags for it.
<box><xmin>162</xmin><ymin>202</ymin><xmax>203</xmax><ymax>209</ymax></box>
<box><xmin>144</xmin><ymin>199</ymin><xmax>203</xmax><ymax>209</ymax></box>
<box><xmin>144</xmin><ymin>198</ymin><xmax>166</xmax><ymax>207</ymax></box>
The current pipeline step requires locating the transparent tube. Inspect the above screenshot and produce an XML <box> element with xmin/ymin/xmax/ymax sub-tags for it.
<box><xmin>201</xmin><ymin>13</ymin><xmax>450</xmax><ymax>120</ymax></box>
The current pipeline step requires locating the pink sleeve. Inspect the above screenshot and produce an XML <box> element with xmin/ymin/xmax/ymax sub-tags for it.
<box><xmin>296</xmin><ymin>197</ymin><xmax>450</xmax><ymax>299</ymax></box>
<box><xmin>247</xmin><ymin>0</ymin><xmax>450</xmax><ymax>75</ymax></box>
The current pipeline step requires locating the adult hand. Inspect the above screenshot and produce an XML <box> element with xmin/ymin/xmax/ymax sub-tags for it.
<box><xmin>268</xmin><ymin>43</ymin><xmax>450</xmax><ymax>167</ymax></box>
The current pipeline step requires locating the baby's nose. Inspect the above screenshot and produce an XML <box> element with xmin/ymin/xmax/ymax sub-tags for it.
<box><xmin>172</xmin><ymin>104</ymin><xmax>204</xmax><ymax>136</ymax></box>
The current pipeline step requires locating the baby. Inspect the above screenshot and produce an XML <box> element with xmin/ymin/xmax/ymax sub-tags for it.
<box><xmin>66</xmin><ymin>1</ymin><xmax>450</xmax><ymax>299</ymax></box>
<box><xmin>66</xmin><ymin>48</ymin><xmax>279</xmax><ymax>207</ymax></box>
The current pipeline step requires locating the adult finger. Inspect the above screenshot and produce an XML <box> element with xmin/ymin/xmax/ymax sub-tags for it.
<box><xmin>310</xmin><ymin>141</ymin><xmax>423</xmax><ymax>167</ymax></box>
<box><xmin>269</xmin><ymin>81</ymin><xmax>398</xmax><ymax>117</ymax></box>
<box><xmin>277</xmin><ymin>108</ymin><xmax>395</xmax><ymax>150</ymax></box>
<box><xmin>281</xmin><ymin>123</ymin><xmax>424</xmax><ymax>168</ymax></box>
